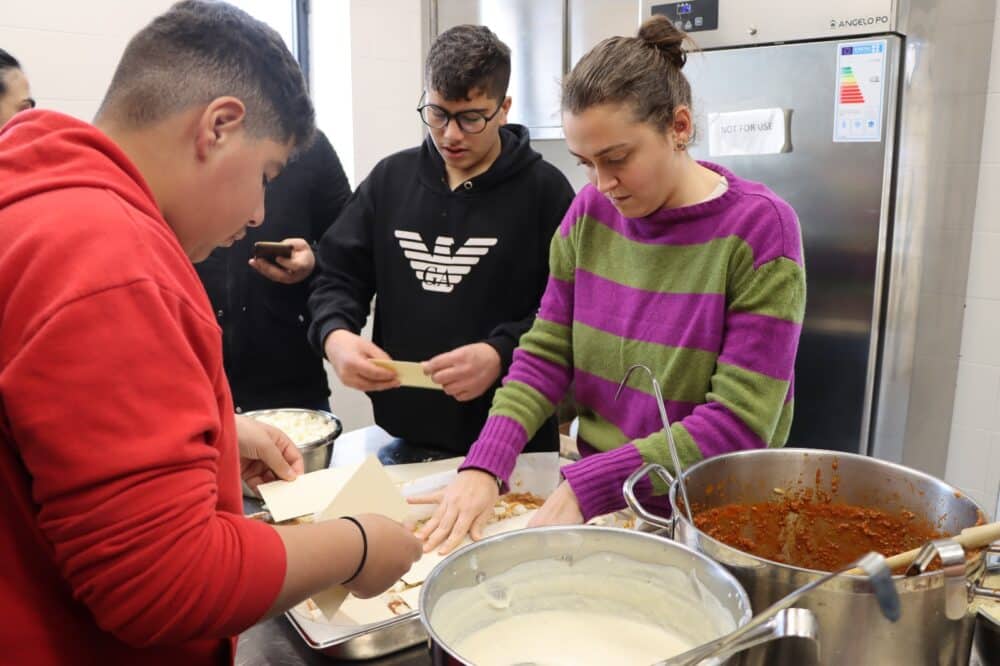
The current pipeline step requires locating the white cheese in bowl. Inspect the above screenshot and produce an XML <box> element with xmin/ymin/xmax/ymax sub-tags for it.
<box><xmin>250</xmin><ymin>410</ymin><xmax>336</xmax><ymax>447</ymax></box>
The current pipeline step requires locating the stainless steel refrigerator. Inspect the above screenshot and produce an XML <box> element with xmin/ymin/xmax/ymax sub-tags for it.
<box><xmin>640</xmin><ymin>0</ymin><xmax>995</xmax><ymax>472</ymax></box>
<box><xmin>431</xmin><ymin>0</ymin><xmax>996</xmax><ymax>474</ymax></box>
<box><xmin>678</xmin><ymin>23</ymin><xmax>903</xmax><ymax>456</ymax></box>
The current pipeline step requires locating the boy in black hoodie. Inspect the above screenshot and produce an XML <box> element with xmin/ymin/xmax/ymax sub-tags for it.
<box><xmin>308</xmin><ymin>25</ymin><xmax>574</xmax><ymax>462</ymax></box>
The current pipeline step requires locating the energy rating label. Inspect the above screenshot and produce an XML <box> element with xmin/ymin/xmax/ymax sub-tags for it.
<box><xmin>833</xmin><ymin>40</ymin><xmax>887</xmax><ymax>143</ymax></box>
<box><xmin>839</xmin><ymin>67</ymin><xmax>865</xmax><ymax>104</ymax></box>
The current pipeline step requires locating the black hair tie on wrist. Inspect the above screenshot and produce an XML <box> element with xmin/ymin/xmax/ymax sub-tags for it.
<box><xmin>340</xmin><ymin>516</ymin><xmax>368</xmax><ymax>584</ymax></box>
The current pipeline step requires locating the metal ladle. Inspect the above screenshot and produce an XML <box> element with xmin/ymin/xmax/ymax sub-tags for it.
<box><xmin>615</xmin><ymin>364</ymin><xmax>695</xmax><ymax>526</ymax></box>
<box><xmin>653</xmin><ymin>551</ymin><xmax>901</xmax><ymax>665</ymax></box>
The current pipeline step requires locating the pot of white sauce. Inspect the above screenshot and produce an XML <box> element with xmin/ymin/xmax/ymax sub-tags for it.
<box><xmin>419</xmin><ymin>526</ymin><xmax>814</xmax><ymax>666</ymax></box>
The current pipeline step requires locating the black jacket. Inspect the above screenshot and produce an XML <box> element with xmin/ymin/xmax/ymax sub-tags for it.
<box><xmin>308</xmin><ymin>125</ymin><xmax>574</xmax><ymax>454</ymax></box>
<box><xmin>197</xmin><ymin>131</ymin><xmax>351</xmax><ymax>412</ymax></box>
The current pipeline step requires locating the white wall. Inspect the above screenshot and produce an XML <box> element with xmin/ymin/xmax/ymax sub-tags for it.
<box><xmin>0</xmin><ymin>0</ymin><xmax>174</xmax><ymax>121</ymax></box>
<box><xmin>946</xmin><ymin>3</ymin><xmax>1000</xmax><ymax>518</ymax></box>
<box><xmin>313</xmin><ymin>0</ymin><xmax>426</xmax><ymax>431</ymax></box>
<box><xmin>347</xmin><ymin>0</ymin><xmax>425</xmax><ymax>183</ymax></box>
<box><xmin>311</xmin><ymin>0</ymin><xmax>355</xmax><ymax>185</ymax></box>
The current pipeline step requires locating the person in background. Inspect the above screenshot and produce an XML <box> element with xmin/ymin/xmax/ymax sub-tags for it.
<box><xmin>0</xmin><ymin>48</ymin><xmax>35</xmax><ymax>126</ymax></box>
<box><xmin>195</xmin><ymin>129</ymin><xmax>351</xmax><ymax>413</ymax></box>
<box><xmin>418</xmin><ymin>16</ymin><xmax>806</xmax><ymax>554</ymax></box>
<box><xmin>308</xmin><ymin>25</ymin><xmax>574</xmax><ymax>464</ymax></box>
<box><xmin>0</xmin><ymin>3</ymin><xmax>419</xmax><ymax>664</ymax></box>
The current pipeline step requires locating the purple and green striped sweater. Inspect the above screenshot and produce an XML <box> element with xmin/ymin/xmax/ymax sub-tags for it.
<box><xmin>461</xmin><ymin>162</ymin><xmax>806</xmax><ymax>520</ymax></box>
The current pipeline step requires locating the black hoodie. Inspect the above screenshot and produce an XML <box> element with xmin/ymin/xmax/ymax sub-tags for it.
<box><xmin>309</xmin><ymin>124</ymin><xmax>574</xmax><ymax>454</ymax></box>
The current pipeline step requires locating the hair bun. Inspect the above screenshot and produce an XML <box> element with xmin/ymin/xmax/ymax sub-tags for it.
<box><xmin>637</xmin><ymin>15</ymin><xmax>687</xmax><ymax>70</ymax></box>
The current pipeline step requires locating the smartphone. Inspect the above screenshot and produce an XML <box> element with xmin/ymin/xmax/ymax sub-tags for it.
<box><xmin>253</xmin><ymin>241</ymin><xmax>294</xmax><ymax>260</ymax></box>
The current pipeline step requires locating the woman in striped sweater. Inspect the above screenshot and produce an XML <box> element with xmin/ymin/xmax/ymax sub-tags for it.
<box><xmin>415</xmin><ymin>15</ymin><xmax>806</xmax><ymax>554</ymax></box>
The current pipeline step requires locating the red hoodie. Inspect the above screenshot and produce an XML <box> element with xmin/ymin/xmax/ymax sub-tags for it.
<box><xmin>0</xmin><ymin>111</ymin><xmax>286</xmax><ymax>664</ymax></box>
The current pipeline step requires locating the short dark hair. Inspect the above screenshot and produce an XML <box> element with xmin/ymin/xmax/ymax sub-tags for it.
<box><xmin>96</xmin><ymin>0</ymin><xmax>314</xmax><ymax>147</ymax></box>
<box><xmin>563</xmin><ymin>15</ymin><xmax>694</xmax><ymax>132</ymax></box>
<box><xmin>0</xmin><ymin>48</ymin><xmax>23</xmax><ymax>97</ymax></box>
<box><xmin>425</xmin><ymin>25</ymin><xmax>510</xmax><ymax>102</ymax></box>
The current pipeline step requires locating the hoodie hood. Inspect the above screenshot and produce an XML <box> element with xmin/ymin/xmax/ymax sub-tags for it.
<box><xmin>0</xmin><ymin>110</ymin><xmax>161</xmax><ymax>221</ymax></box>
<box><xmin>418</xmin><ymin>123</ymin><xmax>542</xmax><ymax>193</ymax></box>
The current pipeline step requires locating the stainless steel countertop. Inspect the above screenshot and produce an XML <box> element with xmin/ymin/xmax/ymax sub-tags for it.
<box><xmin>235</xmin><ymin>613</ymin><xmax>990</xmax><ymax>666</ymax></box>
<box><xmin>236</xmin><ymin>427</ymin><xmax>995</xmax><ymax>664</ymax></box>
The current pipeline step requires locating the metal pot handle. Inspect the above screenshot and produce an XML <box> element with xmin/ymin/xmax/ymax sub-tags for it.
<box><xmin>903</xmin><ymin>537</ymin><xmax>1000</xmax><ymax>613</ymax></box>
<box><xmin>623</xmin><ymin>463</ymin><xmax>677</xmax><ymax>537</ymax></box>
<box><xmin>905</xmin><ymin>538</ymin><xmax>969</xmax><ymax>620</ymax></box>
<box><xmin>651</xmin><ymin>608</ymin><xmax>819</xmax><ymax>666</ymax></box>
<box><xmin>971</xmin><ymin>541</ymin><xmax>1000</xmax><ymax>603</ymax></box>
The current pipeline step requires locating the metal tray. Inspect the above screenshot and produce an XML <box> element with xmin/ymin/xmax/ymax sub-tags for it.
<box><xmin>286</xmin><ymin>608</ymin><xmax>425</xmax><ymax>660</ymax></box>
<box><xmin>279</xmin><ymin>452</ymin><xmax>565</xmax><ymax>660</ymax></box>
<box><xmin>283</xmin><ymin>507</ymin><xmax>644</xmax><ymax>661</ymax></box>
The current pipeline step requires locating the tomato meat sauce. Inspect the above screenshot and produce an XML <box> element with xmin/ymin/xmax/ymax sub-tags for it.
<box><xmin>693</xmin><ymin>491</ymin><xmax>944</xmax><ymax>573</ymax></box>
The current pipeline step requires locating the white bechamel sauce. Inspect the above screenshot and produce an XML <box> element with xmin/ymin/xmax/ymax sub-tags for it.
<box><xmin>430</xmin><ymin>552</ymin><xmax>738</xmax><ymax>666</ymax></box>
<box><xmin>453</xmin><ymin>610</ymin><xmax>693</xmax><ymax>666</ymax></box>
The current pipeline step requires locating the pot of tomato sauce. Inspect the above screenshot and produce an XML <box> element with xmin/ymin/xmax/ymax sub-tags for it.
<box><xmin>624</xmin><ymin>449</ymin><xmax>996</xmax><ymax>665</ymax></box>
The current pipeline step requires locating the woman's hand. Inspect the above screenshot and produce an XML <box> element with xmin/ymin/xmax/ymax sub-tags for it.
<box><xmin>409</xmin><ymin>469</ymin><xmax>499</xmax><ymax>554</ymax></box>
<box><xmin>527</xmin><ymin>481</ymin><xmax>584</xmax><ymax>527</ymax></box>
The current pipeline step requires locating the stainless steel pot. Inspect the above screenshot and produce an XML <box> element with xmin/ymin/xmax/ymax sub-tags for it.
<box><xmin>418</xmin><ymin>526</ymin><xmax>814</xmax><ymax>666</ymax></box>
<box><xmin>240</xmin><ymin>408</ymin><xmax>342</xmax><ymax>498</ymax></box>
<box><xmin>243</xmin><ymin>408</ymin><xmax>342</xmax><ymax>472</ymax></box>
<box><xmin>625</xmin><ymin>448</ymin><xmax>998</xmax><ymax>666</ymax></box>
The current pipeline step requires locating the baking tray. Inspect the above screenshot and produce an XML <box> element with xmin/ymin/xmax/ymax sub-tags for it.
<box><xmin>283</xmin><ymin>452</ymin><xmax>563</xmax><ymax>660</ymax></box>
<box><xmin>287</xmin><ymin>606</ymin><xmax>426</xmax><ymax>660</ymax></box>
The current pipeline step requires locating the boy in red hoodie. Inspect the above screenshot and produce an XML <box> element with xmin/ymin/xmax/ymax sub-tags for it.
<box><xmin>0</xmin><ymin>2</ymin><xmax>420</xmax><ymax>664</ymax></box>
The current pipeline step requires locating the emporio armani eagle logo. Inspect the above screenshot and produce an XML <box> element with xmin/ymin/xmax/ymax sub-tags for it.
<box><xmin>394</xmin><ymin>230</ymin><xmax>498</xmax><ymax>293</ymax></box>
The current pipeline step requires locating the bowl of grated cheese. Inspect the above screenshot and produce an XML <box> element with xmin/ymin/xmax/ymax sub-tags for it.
<box><xmin>244</xmin><ymin>408</ymin><xmax>343</xmax><ymax>474</ymax></box>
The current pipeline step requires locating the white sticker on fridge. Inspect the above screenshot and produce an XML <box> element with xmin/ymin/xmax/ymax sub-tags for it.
<box><xmin>707</xmin><ymin>107</ymin><xmax>789</xmax><ymax>157</ymax></box>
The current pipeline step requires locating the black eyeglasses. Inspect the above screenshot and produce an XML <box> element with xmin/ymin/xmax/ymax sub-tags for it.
<box><xmin>416</xmin><ymin>91</ymin><xmax>504</xmax><ymax>135</ymax></box>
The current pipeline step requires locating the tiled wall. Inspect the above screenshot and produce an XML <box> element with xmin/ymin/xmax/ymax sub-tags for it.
<box><xmin>945</xmin><ymin>3</ymin><xmax>1000</xmax><ymax>518</ymax></box>
<box><xmin>0</xmin><ymin>1</ymin><xmax>174</xmax><ymax>121</ymax></box>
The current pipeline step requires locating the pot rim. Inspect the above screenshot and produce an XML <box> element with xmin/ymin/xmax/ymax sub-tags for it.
<box><xmin>669</xmin><ymin>448</ymin><xmax>988</xmax><ymax>582</ymax></box>
<box><xmin>417</xmin><ymin>525</ymin><xmax>753</xmax><ymax>665</ymax></box>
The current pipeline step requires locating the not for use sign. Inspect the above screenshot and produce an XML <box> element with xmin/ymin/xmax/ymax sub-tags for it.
<box><xmin>708</xmin><ymin>108</ymin><xmax>789</xmax><ymax>157</ymax></box>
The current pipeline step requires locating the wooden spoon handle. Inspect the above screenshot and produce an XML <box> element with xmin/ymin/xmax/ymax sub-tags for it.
<box><xmin>956</xmin><ymin>521</ymin><xmax>1000</xmax><ymax>548</ymax></box>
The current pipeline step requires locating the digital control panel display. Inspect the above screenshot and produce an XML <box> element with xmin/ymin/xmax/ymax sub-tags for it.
<box><xmin>650</xmin><ymin>0</ymin><xmax>719</xmax><ymax>33</ymax></box>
